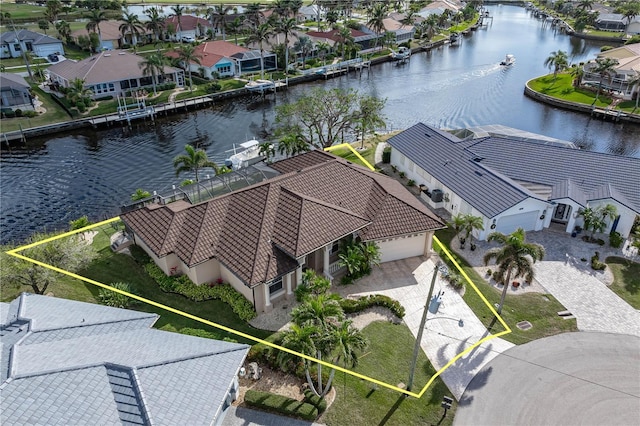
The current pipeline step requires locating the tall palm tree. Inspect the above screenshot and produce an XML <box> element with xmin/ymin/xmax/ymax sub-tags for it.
<box><xmin>319</xmin><ymin>320</ymin><xmax>367</xmax><ymax>396</ymax></box>
<box><xmin>577</xmin><ymin>0</ymin><xmax>594</xmax><ymax>12</ymax></box>
<box><xmin>337</xmin><ymin>25</ymin><xmax>354</xmax><ymax>60</ymax></box>
<box><xmin>247</xmin><ymin>23</ymin><xmax>274</xmax><ymax>79</ymax></box>
<box><xmin>55</xmin><ymin>20</ymin><xmax>72</xmax><ymax>44</ymax></box>
<box><xmin>139</xmin><ymin>52</ymin><xmax>167</xmax><ymax>95</ymax></box>
<box><xmin>245</xmin><ymin>2</ymin><xmax>264</xmax><ymax>28</ymax></box>
<box><xmin>177</xmin><ymin>44</ymin><xmax>202</xmax><ymax>91</ymax></box>
<box><xmin>145</xmin><ymin>7</ymin><xmax>165</xmax><ymax>43</ymax></box>
<box><xmin>463</xmin><ymin>214</ymin><xmax>485</xmax><ymax>250</ymax></box>
<box><xmin>85</xmin><ymin>9</ymin><xmax>107</xmax><ymax>49</ymax></box>
<box><xmin>294</xmin><ymin>35</ymin><xmax>313</xmax><ymax>69</ymax></box>
<box><xmin>66</xmin><ymin>78</ymin><xmax>92</xmax><ymax>106</ymax></box>
<box><xmin>544</xmin><ymin>50</ymin><xmax>569</xmax><ymax>81</ymax></box>
<box><xmin>227</xmin><ymin>16</ymin><xmax>245</xmax><ymax>45</ymax></box>
<box><xmin>212</xmin><ymin>4</ymin><xmax>233</xmax><ymax>40</ymax></box>
<box><xmin>593</xmin><ymin>57</ymin><xmax>619</xmax><ymax>103</ymax></box>
<box><xmin>277</xmin><ymin>17</ymin><xmax>297</xmax><ymax>85</ymax></box>
<box><xmin>570</xmin><ymin>63</ymin><xmax>585</xmax><ymax>88</ymax></box>
<box><xmin>316</xmin><ymin>40</ymin><xmax>331</xmax><ymax>65</ymax></box>
<box><xmin>483</xmin><ymin>228</ymin><xmax>545</xmax><ymax>314</ymax></box>
<box><xmin>173</xmin><ymin>144</ymin><xmax>218</xmax><ymax>183</ymax></box>
<box><xmin>120</xmin><ymin>10</ymin><xmax>144</xmax><ymax>46</ymax></box>
<box><xmin>170</xmin><ymin>4</ymin><xmax>185</xmax><ymax>39</ymax></box>
<box><xmin>367</xmin><ymin>3</ymin><xmax>388</xmax><ymax>49</ymax></box>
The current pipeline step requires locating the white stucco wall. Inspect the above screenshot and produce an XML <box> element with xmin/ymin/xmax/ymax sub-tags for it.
<box><xmin>135</xmin><ymin>235</ymin><xmax>176</xmax><ymax>273</ymax></box>
<box><xmin>584</xmin><ymin>199</ymin><xmax>636</xmax><ymax>238</ymax></box>
<box><xmin>377</xmin><ymin>233</ymin><xmax>427</xmax><ymax>262</ymax></box>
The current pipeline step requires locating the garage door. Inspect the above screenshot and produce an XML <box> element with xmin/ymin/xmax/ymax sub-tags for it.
<box><xmin>495</xmin><ymin>211</ymin><xmax>538</xmax><ymax>235</ymax></box>
<box><xmin>377</xmin><ymin>234</ymin><xmax>425</xmax><ymax>263</ymax></box>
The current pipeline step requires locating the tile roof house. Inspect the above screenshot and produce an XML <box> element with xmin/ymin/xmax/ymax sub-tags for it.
<box><xmin>0</xmin><ymin>293</ymin><xmax>249</xmax><ymax>426</ymax></box>
<box><xmin>47</xmin><ymin>51</ymin><xmax>185</xmax><ymax>98</ymax></box>
<box><xmin>307</xmin><ymin>28</ymin><xmax>379</xmax><ymax>51</ymax></box>
<box><xmin>166</xmin><ymin>43</ymin><xmax>236</xmax><ymax>79</ymax></box>
<box><xmin>70</xmin><ymin>21</ymin><xmax>153</xmax><ymax>50</ymax></box>
<box><xmin>164</xmin><ymin>15</ymin><xmax>212</xmax><ymax>41</ymax></box>
<box><xmin>387</xmin><ymin>123</ymin><xmax>640</xmax><ymax>240</ymax></box>
<box><xmin>582</xmin><ymin>42</ymin><xmax>640</xmax><ymax>100</ymax></box>
<box><xmin>0</xmin><ymin>72</ymin><xmax>33</xmax><ymax>110</ymax></box>
<box><xmin>1</xmin><ymin>30</ymin><xmax>64</xmax><ymax>59</ymax></box>
<box><xmin>175</xmin><ymin>40</ymin><xmax>276</xmax><ymax>76</ymax></box>
<box><xmin>121</xmin><ymin>151</ymin><xmax>445</xmax><ymax>313</ymax></box>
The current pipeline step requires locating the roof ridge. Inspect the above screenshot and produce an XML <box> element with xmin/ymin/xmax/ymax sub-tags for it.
<box><xmin>135</xmin><ymin>345</ymin><xmax>249</xmax><ymax>370</ymax></box>
<box><xmin>250</xmin><ymin>183</ymin><xmax>279</xmax><ymax>283</ymax></box>
<box><xmin>281</xmin><ymin>186</ymin><xmax>367</xmax><ymax>220</ymax></box>
<box><xmin>25</xmin><ymin>314</ymin><xmax>157</xmax><ymax>335</ymax></box>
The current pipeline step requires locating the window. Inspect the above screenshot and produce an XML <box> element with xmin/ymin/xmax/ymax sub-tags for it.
<box><xmin>269</xmin><ymin>277</ymin><xmax>283</xmax><ymax>295</ymax></box>
<box><xmin>216</xmin><ymin>65</ymin><xmax>231</xmax><ymax>74</ymax></box>
<box><xmin>13</xmin><ymin>43</ymin><xmax>21</xmax><ymax>52</ymax></box>
<box><xmin>330</xmin><ymin>241</ymin><xmax>340</xmax><ymax>254</ymax></box>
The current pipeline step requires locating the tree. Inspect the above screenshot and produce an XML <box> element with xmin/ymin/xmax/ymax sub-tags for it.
<box><xmin>627</xmin><ymin>70</ymin><xmax>640</xmax><ymax>112</ymax></box>
<box><xmin>131</xmin><ymin>188</ymin><xmax>151</xmax><ymax>200</ymax></box>
<box><xmin>463</xmin><ymin>214</ymin><xmax>485</xmax><ymax>250</ymax></box>
<box><xmin>173</xmin><ymin>144</ymin><xmax>217</xmax><ymax>182</ymax></box>
<box><xmin>227</xmin><ymin>16</ymin><xmax>245</xmax><ymax>45</ymax></box>
<box><xmin>69</xmin><ymin>215</ymin><xmax>91</xmax><ymax>230</ymax></box>
<box><xmin>275</xmin><ymin>88</ymin><xmax>386</xmax><ymax>149</ymax></box>
<box><xmin>483</xmin><ymin>228</ymin><xmax>545</xmax><ymax>314</ymax></box>
<box><xmin>55</xmin><ymin>20</ymin><xmax>72</xmax><ymax>44</ymax></box>
<box><xmin>356</xmin><ymin>95</ymin><xmax>386</xmax><ymax>147</ymax></box>
<box><xmin>576</xmin><ymin>0</ymin><xmax>594</xmax><ymax>12</ymax></box>
<box><xmin>620</xmin><ymin>1</ymin><xmax>640</xmax><ymax>26</ymax></box>
<box><xmin>316</xmin><ymin>40</ymin><xmax>331</xmax><ymax>65</ymax></box>
<box><xmin>579</xmin><ymin>204</ymin><xmax>618</xmax><ymax>241</ymax></box>
<box><xmin>139</xmin><ymin>52</ymin><xmax>167</xmax><ymax>95</ymax></box>
<box><xmin>177</xmin><ymin>44</ymin><xmax>202</xmax><ymax>91</ymax></box>
<box><xmin>277</xmin><ymin>17</ymin><xmax>297</xmax><ymax>85</ymax></box>
<box><xmin>170</xmin><ymin>4</ymin><xmax>185</xmax><ymax>39</ymax></box>
<box><xmin>45</xmin><ymin>0</ymin><xmax>63</xmax><ymax>24</ymax></box>
<box><xmin>367</xmin><ymin>3</ymin><xmax>388</xmax><ymax>49</ymax></box>
<box><xmin>38</xmin><ymin>20</ymin><xmax>50</xmax><ymax>35</ymax></box>
<box><xmin>245</xmin><ymin>2</ymin><xmax>264</xmax><ymax>28</ymax></box>
<box><xmin>293</xmin><ymin>35</ymin><xmax>313</xmax><ymax>69</ymax></box>
<box><xmin>145</xmin><ymin>6</ymin><xmax>165</xmax><ymax>42</ymax></box>
<box><xmin>448</xmin><ymin>213</ymin><xmax>468</xmax><ymax>246</ymax></box>
<box><xmin>212</xmin><ymin>4</ymin><xmax>233</xmax><ymax>40</ymax></box>
<box><xmin>569</xmin><ymin>63</ymin><xmax>585</xmax><ymax>87</ymax></box>
<box><xmin>276</xmin><ymin>132</ymin><xmax>310</xmax><ymax>157</ymax></box>
<box><xmin>1</xmin><ymin>232</ymin><xmax>97</xmax><ymax>295</ymax></box>
<box><xmin>258</xmin><ymin>142</ymin><xmax>276</xmax><ymax>162</ymax></box>
<box><xmin>247</xmin><ymin>23</ymin><xmax>274</xmax><ymax>79</ymax></box>
<box><xmin>592</xmin><ymin>57</ymin><xmax>619</xmax><ymax>103</ymax></box>
<box><xmin>337</xmin><ymin>25</ymin><xmax>355</xmax><ymax>60</ymax></box>
<box><xmin>120</xmin><ymin>10</ymin><xmax>144</xmax><ymax>46</ymax></box>
<box><xmin>85</xmin><ymin>9</ymin><xmax>107</xmax><ymax>48</ymax></box>
<box><xmin>66</xmin><ymin>78</ymin><xmax>92</xmax><ymax>107</ymax></box>
<box><xmin>544</xmin><ymin>50</ymin><xmax>569</xmax><ymax>81</ymax></box>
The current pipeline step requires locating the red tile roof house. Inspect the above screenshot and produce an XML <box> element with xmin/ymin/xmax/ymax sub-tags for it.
<box><xmin>47</xmin><ymin>51</ymin><xmax>185</xmax><ymax>99</ymax></box>
<box><xmin>121</xmin><ymin>151</ymin><xmax>445</xmax><ymax>313</ymax></box>
<box><xmin>164</xmin><ymin>15</ymin><xmax>212</xmax><ymax>41</ymax></box>
<box><xmin>166</xmin><ymin>42</ymin><xmax>235</xmax><ymax>79</ymax></box>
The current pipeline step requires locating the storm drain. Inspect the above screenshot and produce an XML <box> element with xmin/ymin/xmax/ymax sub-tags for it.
<box><xmin>516</xmin><ymin>321</ymin><xmax>532</xmax><ymax>330</ymax></box>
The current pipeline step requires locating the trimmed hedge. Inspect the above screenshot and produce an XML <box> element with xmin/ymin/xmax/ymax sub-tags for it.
<box><xmin>339</xmin><ymin>294</ymin><xmax>405</xmax><ymax>318</ymax></box>
<box><xmin>143</xmin><ymin>262</ymin><xmax>256</xmax><ymax>321</ymax></box>
<box><xmin>244</xmin><ymin>390</ymin><xmax>318</xmax><ymax>421</ymax></box>
<box><xmin>591</xmin><ymin>251</ymin><xmax>606</xmax><ymax>271</ymax></box>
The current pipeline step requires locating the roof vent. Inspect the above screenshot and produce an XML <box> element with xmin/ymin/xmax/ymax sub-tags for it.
<box><xmin>425</xmin><ymin>133</ymin><xmax>431</xmax><ymax>137</ymax></box>
<box><xmin>473</xmin><ymin>156</ymin><xmax>483</xmax><ymax>162</ymax></box>
<box><xmin>475</xmin><ymin>170</ymin><xmax>483</xmax><ymax>177</ymax></box>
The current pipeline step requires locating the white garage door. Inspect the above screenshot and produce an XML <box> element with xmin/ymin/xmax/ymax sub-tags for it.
<box><xmin>378</xmin><ymin>234</ymin><xmax>425</xmax><ymax>263</ymax></box>
<box><xmin>495</xmin><ymin>211</ymin><xmax>538</xmax><ymax>235</ymax></box>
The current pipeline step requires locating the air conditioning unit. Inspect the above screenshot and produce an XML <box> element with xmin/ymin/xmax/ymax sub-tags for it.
<box><xmin>431</xmin><ymin>189</ymin><xmax>444</xmax><ymax>202</ymax></box>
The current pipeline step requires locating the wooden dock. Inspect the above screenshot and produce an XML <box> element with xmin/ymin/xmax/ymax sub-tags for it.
<box><xmin>591</xmin><ymin>107</ymin><xmax>627</xmax><ymax>121</ymax></box>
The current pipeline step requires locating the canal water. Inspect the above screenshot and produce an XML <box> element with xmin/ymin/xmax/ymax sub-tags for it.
<box><xmin>1</xmin><ymin>4</ymin><xmax>639</xmax><ymax>244</ymax></box>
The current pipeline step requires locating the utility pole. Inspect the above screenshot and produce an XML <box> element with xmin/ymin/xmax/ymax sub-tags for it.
<box><xmin>8</xmin><ymin>18</ymin><xmax>34</xmax><ymax>81</ymax></box>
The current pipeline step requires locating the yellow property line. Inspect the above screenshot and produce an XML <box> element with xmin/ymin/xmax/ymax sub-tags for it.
<box><xmin>7</xmin><ymin>219</ymin><xmax>510</xmax><ymax>398</ymax></box>
<box><xmin>324</xmin><ymin>143</ymin><xmax>376</xmax><ymax>171</ymax></box>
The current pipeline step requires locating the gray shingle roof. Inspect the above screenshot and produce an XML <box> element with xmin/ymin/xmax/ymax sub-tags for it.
<box><xmin>0</xmin><ymin>72</ymin><xmax>30</xmax><ymax>90</ymax></box>
<box><xmin>1</xmin><ymin>293</ymin><xmax>249</xmax><ymax>426</ymax></box>
<box><xmin>387</xmin><ymin>123</ymin><xmax>545</xmax><ymax>218</ymax></box>
<box><xmin>0</xmin><ymin>30</ymin><xmax>62</xmax><ymax>45</ymax></box>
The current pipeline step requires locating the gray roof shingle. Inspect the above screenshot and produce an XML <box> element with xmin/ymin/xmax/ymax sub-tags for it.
<box><xmin>0</xmin><ymin>30</ymin><xmax>62</xmax><ymax>45</ymax></box>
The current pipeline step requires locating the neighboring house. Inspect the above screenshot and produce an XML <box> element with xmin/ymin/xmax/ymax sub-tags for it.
<box><xmin>121</xmin><ymin>151</ymin><xmax>445</xmax><ymax>313</ymax></box>
<box><xmin>582</xmin><ymin>43</ymin><xmax>640</xmax><ymax>100</ymax></box>
<box><xmin>595</xmin><ymin>13</ymin><xmax>626</xmax><ymax>31</ymax></box>
<box><xmin>416</xmin><ymin>0</ymin><xmax>463</xmax><ymax>19</ymax></box>
<box><xmin>387</xmin><ymin>123</ymin><xmax>640</xmax><ymax>240</ymax></box>
<box><xmin>382</xmin><ymin>18</ymin><xmax>416</xmax><ymax>44</ymax></box>
<box><xmin>48</xmin><ymin>51</ymin><xmax>184</xmax><ymax>98</ymax></box>
<box><xmin>0</xmin><ymin>293</ymin><xmax>249</xmax><ymax>426</ymax></box>
<box><xmin>71</xmin><ymin>21</ymin><xmax>153</xmax><ymax>50</ymax></box>
<box><xmin>307</xmin><ymin>28</ymin><xmax>379</xmax><ymax>51</ymax></box>
<box><xmin>0</xmin><ymin>30</ymin><xmax>64</xmax><ymax>59</ymax></box>
<box><xmin>192</xmin><ymin>40</ymin><xmax>276</xmax><ymax>75</ymax></box>
<box><xmin>298</xmin><ymin>4</ymin><xmax>324</xmax><ymax>22</ymax></box>
<box><xmin>164</xmin><ymin>15</ymin><xmax>211</xmax><ymax>41</ymax></box>
<box><xmin>0</xmin><ymin>73</ymin><xmax>33</xmax><ymax>110</ymax></box>
<box><xmin>166</xmin><ymin>42</ymin><xmax>235</xmax><ymax>78</ymax></box>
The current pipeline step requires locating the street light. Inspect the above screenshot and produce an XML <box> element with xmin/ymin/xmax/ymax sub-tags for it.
<box><xmin>406</xmin><ymin>260</ymin><xmax>448</xmax><ymax>393</ymax></box>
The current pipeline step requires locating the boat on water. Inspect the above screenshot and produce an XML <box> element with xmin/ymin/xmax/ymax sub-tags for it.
<box><xmin>224</xmin><ymin>139</ymin><xmax>263</xmax><ymax>170</ymax></box>
<box><xmin>245</xmin><ymin>79</ymin><xmax>275</xmax><ymax>93</ymax></box>
<box><xmin>449</xmin><ymin>32</ymin><xmax>460</xmax><ymax>44</ymax></box>
<box><xmin>500</xmin><ymin>54</ymin><xmax>516</xmax><ymax>66</ymax></box>
<box><xmin>390</xmin><ymin>46</ymin><xmax>411</xmax><ymax>60</ymax></box>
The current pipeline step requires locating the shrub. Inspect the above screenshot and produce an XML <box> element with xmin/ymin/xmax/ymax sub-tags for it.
<box><xmin>179</xmin><ymin>327</ymin><xmax>237</xmax><ymax>343</ymax></box>
<box><xmin>244</xmin><ymin>390</ymin><xmax>318</xmax><ymax>421</ymax></box>
<box><xmin>609</xmin><ymin>231</ymin><xmax>623</xmax><ymax>248</ymax></box>
<box><xmin>590</xmin><ymin>251</ymin><xmax>606</xmax><ymax>271</ymax></box>
<box><xmin>143</xmin><ymin>262</ymin><xmax>256</xmax><ymax>320</ymax></box>
<box><xmin>492</xmin><ymin>270</ymin><xmax>505</xmax><ymax>285</ymax></box>
<box><xmin>303</xmin><ymin>388</ymin><xmax>327</xmax><ymax>414</ymax></box>
<box><xmin>3</xmin><ymin>109</ymin><xmax>16</xmax><ymax>118</ymax></box>
<box><xmin>15</xmin><ymin>108</ymin><xmax>23</xmax><ymax>117</ymax></box>
<box><xmin>77</xmin><ymin>102</ymin><xmax>86</xmax><ymax>113</ymax></box>
<box><xmin>382</xmin><ymin>147</ymin><xmax>391</xmax><ymax>163</ymax></box>
<box><xmin>338</xmin><ymin>294</ymin><xmax>405</xmax><ymax>318</ymax></box>
<box><xmin>95</xmin><ymin>95</ymin><xmax>114</xmax><ymax>101</ymax></box>
<box><xmin>407</xmin><ymin>179</ymin><xmax>415</xmax><ymax>187</ymax></box>
<box><xmin>399</xmin><ymin>171</ymin><xmax>406</xmax><ymax>178</ymax></box>
<box><xmin>98</xmin><ymin>282</ymin><xmax>138</xmax><ymax>308</ymax></box>
<box><xmin>23</xmin><ymin>110</ymin><xmax>37</xmax><ymax>117</ymax></box>
<box><xmin>446</xmin><ymin>271</ymin><xmax>464</xmax><ymax>290</ymax></box>
<box><xmin>206</xmin><ymin>82</ymin><xmax>222</xmax><ymax>93</ymax></box>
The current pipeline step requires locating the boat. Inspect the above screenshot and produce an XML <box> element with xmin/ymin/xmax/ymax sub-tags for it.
<box><xmin>224</xmin><ymin>139</ymin><xmax>263</xmax><ymax>170</ymax></box>
<box><xmin>449</xmin><ymin>32</ymin><xmax>460</xmax><ymax>44</ymax></box>
<box><xmin>500</xmin><ymin>54</ymin><xmax>516</xmax><ymax>66</ymax></box>
<box><xmin>390</xmin><ymin>46</ymin><xmax>411</xmax><ymax>60</ymax></box>
<box><xmin>245</xmin><ymin>79</ymin><xmax>275</xmax><ymax>93</ymax></box>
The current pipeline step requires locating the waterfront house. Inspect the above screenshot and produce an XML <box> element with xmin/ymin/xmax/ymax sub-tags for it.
<box><xmin>595</xmin><ymin>14</ymin><xmax>627</xmax><ymax>31</ymax></box>
<box><xmin>190</xmin><ymin>40</ymin><xmax>277</xmax><ymax>76</ymax></box>
<box><xmin>47</xmin><ymin>51</ymin><xmax>185</xmax><ymax>98</ymax></box>
<box><xmin>381</xmin><ymin>18</ymin><xmax>416</xmax><ymax>44</ymax></box>
<box><xmin>0</xmin><ymin>293</ymin><xmax>249</xmax><ymax>426</ymax></box>
<box><xmin>121</xmin><ymin>151</ymin><xmax>445</xmax><ymax>313</ymax></box>
<box><xmin>0</xmin><ymin>30</ymin><xmax>64</xmax><ymax>59</ymax></box>
<box><xmin>164</xmin><ymin>15</ymin><xmax>211</xmax><ymax>41</ymax></box>
<box><xmin>387</xmin><ymin>123</ymin><xmax>640</xmax><ymax>240</ymax></box>
<box><xmin>307</xmin><ymin>28</ymin><xmax>379</xmax><ymax>52</ymax></box>
<box><xmin>70</xmin><ymin>21</ymin><xmax>153</xmax><ymax>50</ymax></box>
<box><xmin>582</xmin><ymin>42</ymin><xmax>640</xmax><ymax>100</ymax></box>
<box><xmin>166</xmin><ymin>42</ymin><xmax>235</xmax><ymax>79</ymax></box>
<box><xmin>0</xmin><ymin>73</ymin><xmax>33</xmax><ymax>110</ymax></box>
<box><xmin>416</xmin><ymin>0</ymin><xmax>463</xmax><ymax>19</ymax></box>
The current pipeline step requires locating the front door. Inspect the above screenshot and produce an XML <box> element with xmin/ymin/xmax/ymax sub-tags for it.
<box><xmin>553</xmin><ymin>204</ymin><xmax>569</xmax><ymax>222</ymax></box>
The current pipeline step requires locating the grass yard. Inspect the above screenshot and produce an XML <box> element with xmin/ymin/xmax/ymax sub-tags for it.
<box><xmin>0</xmin><ymin>87</ymin><xmax>71</xmax><ymax>133</ymax></box>
<box><xmin>320</xmin><ymin>321</ymin><xmax>454</xmax><ymax>426</ymax></box>
<box><xmin>605</xmin><ymin>256</ymin><xmax>640</xmax><ymax>309</ymax></box>
<box><xmin>435</xmin><ymin>229</ymin><xmax>578</xmax><ymax>345</ymax></box>
<box><xmin>528</xmin><ymin>74</ymin><xmax>612</xmax><ymax>108</ymax></box>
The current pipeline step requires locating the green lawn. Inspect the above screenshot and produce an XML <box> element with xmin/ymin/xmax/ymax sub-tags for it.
<box><xmin>326</xmin><ymin>145</ymin><xmax>376</xmax><ymax>169</ymax></box>
<box><xmin>0</xmin><ymin>86</ymin><xmax>71</xmax><ymax>133</ymax></box>
<box><xmin>605</xmin><ymin>256</ymin><xmax>640</xmax><ymax>309</ymax></box>
<box><xmin>528</xmin><ymin>74</ymin><xmax>612</xmax><ymax>108</ymax></box>
<box><xmin>435</xmin><ymin>229</ymin><xmax>578</xmax><ymax>345</ymax></box>
<box><xmin>320</xmin><ymin>321</ymin><xmax>454</xmax><ymax>426</ymax></box>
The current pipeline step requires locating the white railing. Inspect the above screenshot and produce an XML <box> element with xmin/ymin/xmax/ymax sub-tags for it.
<box><xmin>328</xmin><ymin>261</ymin><xmax>343</xmax><ymax>275</ymax></box>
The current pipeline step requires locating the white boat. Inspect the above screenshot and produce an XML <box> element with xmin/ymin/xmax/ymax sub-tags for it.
<box><xmin>390</xmin><ymin>46</ymin><xmax>411</xmax><ymax>60</ymax></box>
<box><xmin>224</xmin><ymin>139</ymin><xmax>262</xmax><ymax>170</ymax></box>
<box><xmin>500</xmin><ymin>54</ymin><xmax>516</xmax><ymax>66</ymax></box>
<box><xmin>245</xmin><ymin>79</ymin><xmax>275</xmax><ymax>93</ymax></box>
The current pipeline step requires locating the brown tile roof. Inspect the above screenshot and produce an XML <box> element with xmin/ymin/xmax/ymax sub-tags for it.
<box><xmin>197</xmin><ymin>40</ymin><xmax>248</xmax><ymax>58</ymax></box>
<box><xmin>122</xmin><ymin>151</ymin><xmax>445</xmax><ymax>287</ymax></box>
<box><xmin>165</xmin><ymin>43</ymin><xmax>228</xmax><ymax>68</ymax></box>
<box><xmin>70</xmin><ymin>21</ymin><xmax>152</xmax><ymax>42</ymax></box>
<box><xmin>165</xmin><ymin>15</ymin><xmax>211</xmax><ymax>32</ymax></box>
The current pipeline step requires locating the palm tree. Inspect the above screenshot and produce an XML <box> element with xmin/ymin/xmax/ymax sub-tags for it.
<box><xmin>85</xmin><ymin>9</ymin><xmax>107</xmax><ymax>49</ymax></box>
<box><xmin>177</xmin><ymin>44</ymin><xmax>202</xmax><ymax>91</ymax></box>
<box><xmin>245</xmin><ymin>2</ymin><xmax>264</xmax><ymax>28</ymax></box>
<box><xmin>356</xmin><ymin>96</ymin><xmax>386</xmax><ymax>147</ymax></box>
<box><xmin>55</xmin><ymin>20</ymin><xmax>72</xmax><ymax>44</ymax></box>
<box><xmin>448</xmin><ymin>213</ymin><xmax>468</xmax><ymax>247</ymax></box>
<box><xmin>294</xmin><ymin>35</ymin><xmax>313</xmax><ymax>69</ymax></box>
<box><xmin>227</xmin><ymin>16</ymin><xmax>245</xmax><ymax>45</ymax></box>
<box><xmin>367</xmin><ymin>3</ymin><xmax>388</xmax><ymax>49</ymax></box>
<box><xmin>570</xmin><ymin>64</ymin><xmax>585</xmax><ymax>88</ymax></box>
<box><xmin>66</xmin><ymin>78</ymin><xmax>92</xmax><ymax>106</ymax></box>
<box><xmin>579</xmin><ymin>204</ymin><xmax>618</xmax><ymax>241</ymax></box>
<box><xmin>276</xmin><ymin>322</ymin><xmax>318</xmax><ymax>374</ymax></box>
<box><xmin>277</xmin><ymin>133</ymin><xmax>309</xmax><ymax>157</ymax></box>
<box><xmin>592</xmin><ymin>57</ymin><xmax>619</xmax><ymax>103</ymax></box>
<box><xmin>139</xmin><ymin>52</ymin><xmax>167</xmax><ymax>95</ymax></box>
<box><xmin>144</xmin><ymin>7</ymin><xmax>165</xmax><ymax>43</ymax></box>
<box><xmin>120</xmin><ymin>10</ymin><xmax>144</xmax><ymax>46</ymax></box>
<box><xmin>247</xmin><ymin>23</ymin><xmax>274</xmax><ymax>79</ymax></box>
<box><xmin>170</xmin><ymin>4</ymin><xmax>185</xmax><ymax>40</ymax></box>
<box><xmin>212</xmin><ymin>4</ymin><xmax>233</xmax><ymax>40</ymax></box>
<box><xmin>319</xmin><ymin>319</ymin><xmax>367</xmax><ymax>395</ymax></box>
<box><xmin>173</xmin><ymin>144</ymin><xmax>218</xmax><ymax>183</ymax></box>
<box><xmin>483</xmin><ymin>228</ymin><xmax>545</xmax><ymax>314</ymax></box>
<box><xmin>462</xmin><ymin>214</ymin><xmax>485</xmax><ymax>250</ymax></box>
<box><xmin>544</xmin><ymin>50</ymin><xmax>569</xmax><ymax>81</ymax></box>
<box><xmin>577</xmin><ymin>0</ymin><xmax>594</xmax><ymax>12</ymax></box>
<box><xmin>337</xmin><ymin>25</ymin><xmax>354</xmax><ymax>60</ymax></box>
<box><xmin>277</xmin><ymin>17</ymin><xmax>297</xmax><ymax>85</ymax></box>
<box><xmin>258</xmin><ymin>142</ymin><xmax>276</xmax><ymax>162</ymax></box>
<box><xmin>316</xmin><ymin>40</ymin><xmax>331</xmax><ymax>65</ymax></box>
